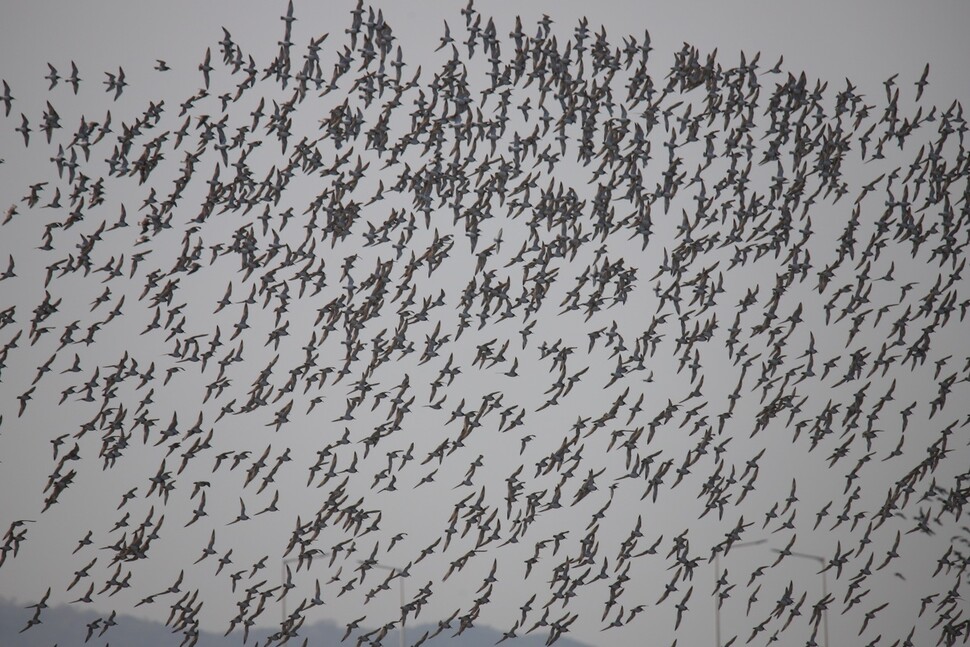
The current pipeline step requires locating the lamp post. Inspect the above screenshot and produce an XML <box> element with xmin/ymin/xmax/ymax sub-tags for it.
<box><xmin>773</xmin><ymin>549</ymin><xmax>829</xmax><ymax>647</ymax></box>
<box><xmin>357</xmin><ymin>558</ymin><xmax>406</xmax><ymax>647</ymax></box>
<box><xmin>280</xmin><ymin>550</ymin><xmax>406</xmax><ymax>647</ymax></box>
<box><xmin>714</xmin><ymin>538</ymin><xmax>767</xmax><ymax>647</ymax></box>
<box><xmin>280</xmin><ymin>549</ymin><xmax>331</xmax><ymax>633</ymax></box>
<box><xmin>280</xmin><ymin>552</ymin><xmax>314</xmax><ymax>628</ymax></box>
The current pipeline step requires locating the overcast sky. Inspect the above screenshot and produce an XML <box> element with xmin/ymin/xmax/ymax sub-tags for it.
<box><xmin>2</xmin><ymin>2</ymin><xmax>970</xmax><ymax>647</ymax></box>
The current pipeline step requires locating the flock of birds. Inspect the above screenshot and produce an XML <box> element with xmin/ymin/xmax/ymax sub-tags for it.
<box><xmin>1</xmin><ymin>2</ymin><xmax>970</xmax><ymax>646</ymax></box>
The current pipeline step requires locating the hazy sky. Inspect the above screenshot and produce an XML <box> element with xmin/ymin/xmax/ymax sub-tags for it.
<box><xmin>1</xmin><ymin>2</ymin><xmax>970</xmax><ymax>647</ymax></box>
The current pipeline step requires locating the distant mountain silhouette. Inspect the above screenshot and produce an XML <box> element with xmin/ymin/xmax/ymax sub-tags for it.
<box><xmin>0</xmin><ymin>597</ymin><xmax>592</xmax><ymax>646</ymax></box>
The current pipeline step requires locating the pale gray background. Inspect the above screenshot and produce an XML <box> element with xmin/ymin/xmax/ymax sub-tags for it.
<box><xmin>1</xmin><ymin>2</ymin><xmax>969</xmax><ymax>646</ymax></box>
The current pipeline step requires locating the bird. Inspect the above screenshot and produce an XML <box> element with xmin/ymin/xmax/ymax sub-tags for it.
<box><xmin>67</xmin><ymin>61</ymin><xmax>81</xmax><ymax>93</ymax></box>
<box><xmin>914</xmin><ymin>62</ymin><xmax>930</xmax><ymax>102</ymax></box>
<box><xmin>103</xmin><ymin>66</ymin><xmax>126</xmax><ymax>99</ymax></box>
<box><xmin>15</xmin><ymin>113</ymin><xmax>30</xmax><ymax>146</ymax></box>
<box><xmin>0</xmin><ymin>80</ymin><xmax>12</xmax><ymax>116</ymax></box>
<box><xmin>0</xmin><ymin>255</ymin><xmax>15</xmax><ymax>280</ymax></box>
<box><xmin>0</xmin><ymin>6</ymin><xmax>965</xmax><ymax>647</ymax></box>
<box><xmin>45</xmin><ymin>63</ymin><xmax>59</xmax><ymax>89</ymax></box>
<box><xmin>199</xmin><ymin>48</ymin><xmax>213</xmax><ymax>89</ymax></box>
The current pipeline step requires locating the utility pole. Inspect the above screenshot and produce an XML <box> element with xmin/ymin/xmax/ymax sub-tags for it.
<box><xmin>280</xmin><ymin>549</ymin><xmax>327</xmax><ymax>629</ymax></box>
<box><xmin>280</xmin><ymin>550</ymin><xmax>406</xmax><ymax>647</ymax></box>
<box><xmin>356</xmin><ymin>558</ymin><xmax>406</xmax><ymax>647</ymax></box>
<box><xmin>714</xmin><ymin>538</ymin><xmax>767</xmax><ymax>647</ymax></box>
<box><xmin>774</xmin><ymin>549</ymin><xmax>829</xmax><ymax>647</ymax></box>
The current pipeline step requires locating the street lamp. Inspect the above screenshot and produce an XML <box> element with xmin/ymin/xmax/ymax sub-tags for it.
<box><xmin>280</xmin><ymin>552</ymin><xmax>317</xmax><ymax>629</ymax></box>
<box><xmin>714</xmin><ymin>538</ymin><xmax>767</xmax><ymax>647</ymax></box>
<box><xmin>280</xmin><ymin>550</ymin><xmax>407</xmax><ymax>647</ymax></box>
<box><xmin>773</xmin><ymin>549</ymin><xmax>829</xmax><ymax>647</ymax></box>
<box><xmin>280</xmin><ymin>549</ymin><xmax>332</xmax><ymax>635</ymax></box>
<box><xmin>357</xmin><ymin>558</ymin><xmax>407</xmax><ymax>647</ymax></box>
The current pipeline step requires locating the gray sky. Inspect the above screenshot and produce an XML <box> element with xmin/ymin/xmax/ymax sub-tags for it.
<box><xmin>1</xmin><ymin>2</ymin><xmax>970</xmax><ymax>647</ymax></box>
